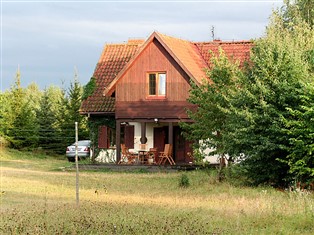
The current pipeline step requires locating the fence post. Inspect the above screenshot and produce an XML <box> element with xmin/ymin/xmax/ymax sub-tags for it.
<box><xmin>75</xmin><ymin>122</ymin><xmax>79</xmax><ymax>206</ymax></box>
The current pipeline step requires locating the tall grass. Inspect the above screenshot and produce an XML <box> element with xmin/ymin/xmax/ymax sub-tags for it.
<box><xmin>1</xmin><ymin>148</ymin><xmax>313</xmax><ymax>234</ymax></box>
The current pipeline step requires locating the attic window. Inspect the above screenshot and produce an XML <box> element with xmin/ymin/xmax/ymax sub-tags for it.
<box><xmin>148</xmin><ymin>72</ymin><xmax>166</xmax><ymax>97</ymax></box>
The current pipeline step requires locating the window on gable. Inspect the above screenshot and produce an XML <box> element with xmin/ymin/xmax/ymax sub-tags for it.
<box><xmin>148</xmin><ymin>72</ymin><xmax>166</xmax><ymax>97</ymax></box>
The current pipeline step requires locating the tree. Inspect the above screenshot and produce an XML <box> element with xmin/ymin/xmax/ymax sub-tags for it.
<box><xmin>36</xmin><ymin>88</ymin><xmax>59</xmax><ymax>152</ymax></box>
<box><xmin>227</xmin><ymin>12</ymin><xmax>313</xmax><ymax>186</ymax></box>
<box><xmin>82</xmin><ymin>77</ymin><xmax>96</xmax><ymax>100</ymax></box>
<box><xmin>57</xmin><ymin>71</ymin><xmax>89</xmax><ymax>152</ymax></box>
<box><xmin>6</xmin><ymin>67</ymin><xmax>39</xmax><ymax>149</ymax></box>
<box><xmin>278</xmin><ymin>3</ymin><xmax>314</xmax><ymax>184</ymax></box>
<box><xmin>0</xmin><ymin>91</ymin><xmax>11</xmax><ymax>145</ymax></box>
<box><xmin>11</xmin><ymin>101</ymin><xmax>39</xmax><ymax>149</ymax></box>
<box><xmin>181</xmin><ymin>48</ymin><xmax>243</xmax><ymax>164</ymax></box>
<box><xmin>184</xmin><ymin>1</ymin><xmax>314</xmax><ymax>187</ymax></box>
<box><xmin>283</xmin><ymin>83</ymin><xmax>314</xmax><ymax>185</ymax></box>
<box><xmin>283</xmin><ymin>0</ymin><xmax>313</xmax><ymax>28</ymax></box>
<box><xmin>25</xmin><ymin>83</ymin><xmax>42</xmax><ymax>112</ymax></box>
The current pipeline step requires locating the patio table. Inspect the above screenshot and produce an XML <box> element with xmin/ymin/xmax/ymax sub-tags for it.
<box><xmin>137</xmin><ymin>149</ymin><xmax>148</xmax><ymax>164</ymax></box>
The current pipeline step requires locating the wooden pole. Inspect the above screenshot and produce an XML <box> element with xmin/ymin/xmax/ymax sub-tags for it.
<box><xmin>75</xmin><ymin>122</ymin><xmax>79</xmax><ymax>206</ymax></box>
<box><xmin>116</xmin><ymin>120</ymin><xmax>121</xmax><ymax>164</ymax></box>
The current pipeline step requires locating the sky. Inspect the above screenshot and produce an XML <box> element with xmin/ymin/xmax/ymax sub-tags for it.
<box><xmin>0</xmin><ymin>0</ymin><xmax>284</xmax><ymax>92</ymax></box>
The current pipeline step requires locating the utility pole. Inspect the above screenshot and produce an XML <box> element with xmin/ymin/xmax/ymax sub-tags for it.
<box><xmin>75</xmin><ymin>122</ymin><xmax>79</xmax><ymax>206</ymax></box>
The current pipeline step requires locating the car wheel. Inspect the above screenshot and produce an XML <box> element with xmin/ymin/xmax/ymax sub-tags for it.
<box><xmin>67</xmin><ymin>157</ymin><xmax>75</xmax><ymax>162</ymax></box>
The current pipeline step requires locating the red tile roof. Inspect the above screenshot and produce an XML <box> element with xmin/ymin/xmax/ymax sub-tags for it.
<box><xmin>156</xmin><ymin>33</ymin><xmax>208</xmax><ymax>85</ymax></box>
<box><xmin>80</xmin><ymin>40</ymin><xmax>144</xmax><ymax>113</ymax></box>
<box><xmin>195</xmin><ymin>40</ymin><xmax>253</xmax><ymax>68</ymax></box>
<box><xmin>80</xmin><ymin>32</ymin><xmax>253</xmax><ymax>114</ymax></box>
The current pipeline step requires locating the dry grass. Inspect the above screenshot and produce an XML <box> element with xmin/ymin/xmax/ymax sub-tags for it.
<box><xmin>0</xmin><ymin>148</ymin><xmax>313</xmax><ymax>234</ymax></box>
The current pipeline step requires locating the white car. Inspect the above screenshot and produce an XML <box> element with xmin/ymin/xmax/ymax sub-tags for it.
<box><xmin>66</xmin><ymin>140</ymin><xmax>91</xmax><ymax>162</ymax></box>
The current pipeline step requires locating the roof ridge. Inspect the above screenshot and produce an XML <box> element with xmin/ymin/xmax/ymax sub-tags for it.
<box><xmin>195</xmin><ymin>40</ymin><xmax>252</xmax><ymax>45</ymax></box>
<box><xmin>104</xmin><ymin>42</ymin><xmax>143</xmax><ymax>46</ymax></box>
<box><xmin>155</xmin><ymin>32</ymin><xmax>193</xmax><ymax>44</ymax></box>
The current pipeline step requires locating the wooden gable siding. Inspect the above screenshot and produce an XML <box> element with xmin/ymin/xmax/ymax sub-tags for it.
<box><xmin>116</xmin><ymin>38</ymin><xmax>192</xmax><ymax>102</ymax></box>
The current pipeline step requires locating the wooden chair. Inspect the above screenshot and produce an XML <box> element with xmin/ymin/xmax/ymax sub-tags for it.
<box><xmin>157</xmin><ymin>144</ymin><xmax>175</xmax><ymax>165</ymax></box>
<box><xmin>118</xmin><ymin>144</ymin><xmax>138</xmax><ymax>164</ymax></box>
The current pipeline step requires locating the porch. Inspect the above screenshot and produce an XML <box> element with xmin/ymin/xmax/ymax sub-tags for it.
<box><xmin>114</xmin><ymin>119</ymin><xmax>194</xmax><ymax>165</ymax></box>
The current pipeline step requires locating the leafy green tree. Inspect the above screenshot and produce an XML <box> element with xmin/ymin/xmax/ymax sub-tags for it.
<box><xmin>283</xmin><ymin>83</ymin><xmax>314</xmax><ymax>185</ymax></box>
<box><xmin>181</xmin><ymin>49</ymin><xmax>243</xmax><ymax>164</ymax></box>
<box><xmin>82</xmin><ymin>77</ymin><xmax>96</xmax><ymax>100</ymax></box>
<box><xmin>184</xmin><ymin>1</ymin><xmax>314</xmax><ymax>187</ymax></box>
<box><xmin>238</xmin><ymin>6</ymin><xmax>314</xmax><ymax>186</ymax></box>
<box><xmin>277</xmin><ymin>4</ymin><xmax>314</xmax><ymax>185</ymax></box>
<box><xmin>226</xmin><ymin>12</ymin><xmax>313</xmax><ymax>186</ymax></box>
<box><xmin>283</xmin><ymin>0</ymin><xmax>313</xmax><ymax>28</ymax></box>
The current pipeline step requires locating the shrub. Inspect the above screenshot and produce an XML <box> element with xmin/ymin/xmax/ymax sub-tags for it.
<box><xmin>179</xmin><ymin>174</ymin><xmax>190</xmax><ymax>188</ymax></box>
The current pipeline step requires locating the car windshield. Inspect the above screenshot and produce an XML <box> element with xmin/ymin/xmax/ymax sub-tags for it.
<box><xmin>71</xmin><ymin>141</ymin><xmax>90</xmax><ymax>146</ymax></box>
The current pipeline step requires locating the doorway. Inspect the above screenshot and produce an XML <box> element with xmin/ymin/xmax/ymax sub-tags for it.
<box><xmin>153</xmin><ymin>126</ymin><xmax>168</xmax><ymax>153</ymax></box>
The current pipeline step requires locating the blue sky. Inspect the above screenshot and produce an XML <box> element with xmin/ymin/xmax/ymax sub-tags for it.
<box><xmin>0</xmin><ymin>0</ymin><xmax>283</xmax><ymax>91</ymax></box>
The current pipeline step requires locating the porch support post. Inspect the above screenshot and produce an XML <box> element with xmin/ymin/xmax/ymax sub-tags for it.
<box><xmin>168</xmin><ymin>122</ymin><xmax>173</xmax><ymax>145</ymax></box>
<box><xmin>140</xmin><ymin>122</ymin><xmax>147</xmax><ymax>144</ymax></box>
<box><xmin>168</xmin><ymin>122</ymin><xmax>174</xmax><ymax>161</ymax></box>
<box><xmin>116</xmin><ymin>120</ymin><xmax>121</xmax><ymax>164</ymax></box>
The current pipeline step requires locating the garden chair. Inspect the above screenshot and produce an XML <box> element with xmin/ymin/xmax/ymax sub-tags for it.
<box><xmin>118</xmin><ymin>144</ymin><xmax>138</xmax><ymax>164</ymax></box>
<box><xmin>157</xmin><ymin>144</ymin><xmax>175</xmax><ymax>165</ymax></box>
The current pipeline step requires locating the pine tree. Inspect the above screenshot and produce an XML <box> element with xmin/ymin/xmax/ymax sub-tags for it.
<box><xmin>0</xmin><ymin>91</ymin><xmax>11</xmax><ymax>144</ymax></box>
<box><xmin>12</xmin><ymin>101</ymin><xmax>39</xmax><ymax>149</ymax></box>
<box><xmin>7</xmin><ymin>66</ymin><xmax>26</xmax><ymax>148</ymax></box>
<box><xmin>67</xmin><ymin>71</ymin><xmax>89</xmax><ymax>141</ymax></box>
<box><xmin>36</xmin><ymin>88</ymin><xmax>59</xmax><ymax>152</ymax></box>
<box><xmin>56</xmin><ymin>70</ymin><xmax>89</xmax><ymax>152</ymax></box>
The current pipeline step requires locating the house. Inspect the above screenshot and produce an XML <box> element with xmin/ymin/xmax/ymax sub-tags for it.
<box><xmin>80</xmin><ymin>31</ymin><xmax>252</xmax><ymax>164</ymax></box>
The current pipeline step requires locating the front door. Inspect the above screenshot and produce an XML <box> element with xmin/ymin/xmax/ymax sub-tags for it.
<box><xmin>153</xmin><ymin>127</ymin><xmax>168</xmax><ymax>153</ymax></box>
<box><xmin>174</xmin><ymin>126</ymin><xmax>193</xmax><ymax>164</ymax></box>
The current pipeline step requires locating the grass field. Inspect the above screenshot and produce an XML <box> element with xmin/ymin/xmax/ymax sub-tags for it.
<box><xmin>1</xmin><ymin>148</ymin><xmax>313</xmax><ymax>234</ymax></box>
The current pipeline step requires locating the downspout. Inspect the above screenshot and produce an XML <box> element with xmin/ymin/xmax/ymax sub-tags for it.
<box><xmin>140</xmin><ymin>122</ymin><xmax>147</xmax><ymax>144</ymax></box>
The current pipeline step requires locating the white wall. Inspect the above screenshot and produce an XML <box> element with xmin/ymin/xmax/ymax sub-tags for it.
<box><xmin>129</xmin><ymin>122</ymin><xmax>158</xmax><ymax>152</ymax></box>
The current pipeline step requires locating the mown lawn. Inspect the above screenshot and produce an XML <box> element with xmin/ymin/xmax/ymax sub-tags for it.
<box><xmin>1</xmin><ymin>148</ymin><xmax>313</xmax><ymax>234</ymax></box>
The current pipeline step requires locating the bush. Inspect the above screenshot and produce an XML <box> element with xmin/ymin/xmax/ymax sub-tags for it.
<box><xmin>179</xmin><ymin>174</ymin><xmax>190</xmax><ymax>188</ymax></box>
